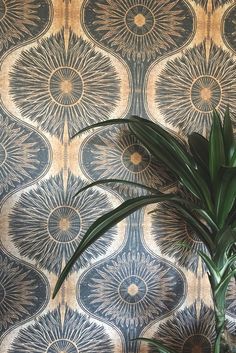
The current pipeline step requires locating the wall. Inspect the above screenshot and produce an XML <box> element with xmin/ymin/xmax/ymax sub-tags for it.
<box><xmin>1</xmin><ymin>1</ymin><xmax>236</xmax><ymax>352</ymax></box>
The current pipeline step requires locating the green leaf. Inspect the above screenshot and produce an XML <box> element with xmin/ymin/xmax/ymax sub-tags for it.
<box><xmin>215</xmin><ymin>167</ymin><xmax>236</xmax><ymax>228</ymax></box>
<box><xmin>192</xmin><ymin>208</ymin><xmax>219</xmax><ymax>233</ymax></box>
<box><xmin>71</xmin><ymin>118</ymin><xmax>134</xmax><ymax>138</ymax></box>
<box><xmin>188</xmin><ymin>132</ymin><xmax>209</xmax><ymax>173</ymax></box>
<box><xmin>74</xmin><ymin>179</ymin><xmax>161</xmax><ymax>197</ymax></box>
<box><xmin>133</xmin><ymin>338</ymin><xmax>177</xmax><ymax>353</ymax></box>
<box><xmin>129</xmin><ymin>116</ymin><xmax>214</xmax><ymax>213</ymax></box>
<box><xmin>223</xmin><ymin>106</ymin><xmax>235</xmax><ymax>165</ymax></box>
<box><xmin>214</xmin><ymin>228</ymin><xmax>236</xmax><ymax>269</ymax></box>
<box><xmin>229</xmin><ymin>149</ymin><xmax>236</xmax><ymax>167</ymax></box>
<box><xmin>170</xmin><ymin>202</ymin><xmax>215</xmax><ymax>252</ymax></box>
<box><xmin>129</xmin><ymin>116</ymin><xmax>194</xmax><ymax>168</ymax></box>
<box><xmin>221</xmin><ymin>253</ymin><xmax>236</xmax><ymax>277</ymax></box>
<box><xmin>209</xmin><ymin>111</ymin><xmax>225</xmax><ymax>184</ymax></box>
<box><xmin>198</xmin><ymin>251</ymin><xmax>221</xmax><ymax>286</ymax></box>
<box><xmin>215</xmin><ymin>268</ymin><xmax>236</xmax><ymax>309</ymax></box>
<box><xmin>128</xmin><ymin>118</ymin><xmax>204</xmax><ymax>199</ymax></box>
<box><xmin>53</xmin><ymin>193</ymin><xmax>183</xmax><ymax>298</ymax></box>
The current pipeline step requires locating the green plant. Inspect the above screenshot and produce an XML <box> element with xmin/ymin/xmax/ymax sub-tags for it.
<box><xmin>53</xmin><ymin>108</ymin><xmax>236</xmax><ymax>353</ymax></box>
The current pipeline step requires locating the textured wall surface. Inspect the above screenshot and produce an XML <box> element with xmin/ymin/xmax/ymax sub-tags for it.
<box><xmin>1</xmin><ymin>1</ymin><xmax>236</xmax><ymax>352</ymax></box>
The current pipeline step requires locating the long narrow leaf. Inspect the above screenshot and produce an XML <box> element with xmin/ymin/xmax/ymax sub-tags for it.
<box><xmin>214</xmin><ymin>228</ymin><xmax>236</xmax><ymax>268</ymax></box>
<box><xmin>215</xmin><ymin>167</ymin><xmax>236</xmax><ymax>227</ymax></box>
<box><xmin>198</xmin><ymin>251</ymin><xmax>221</xmax><ymax>285</ymax></box>
<box><xmin>170</xmin><ymin>203</ymin><xmax>215</xmax><ymax>252</ymax></box>
<box><xmin>53</xmin><ymin>193</ymin><xmax>184</xmax><ymax>298</ymax></box>
<box><xmin>188</xmin><ymin>132</ymin><xmax>209</xmax><ymax>172</ymax></box>
<box><xmin>229</xmin><ymin>148</ymin><xmax>236</xmax><ymax>167</ymax></box>
<box><xmin>129</xmin><ymin>117</ymin><xmax>213</xmax><ymax>212</ymax></box>
<box><xmin>215</xmin><ymin>269</ymin><xmax>236</xmax><ymax>308</ymax></box>
<box><xmin>209</xmin><ymin>111</ymin><xmax>225</xmax><ymax>183</ymax></box>
<box><xmin>130</xmin><ymin>116</ymin><xmax>194</xmax><ymax>167</ymax></box>
<box><xmin>221</xmin><ymin>254</ymin><xmax>236</xmax><ymax>276</ymax></box>
<box><xmin>128</xmin><ymin>120</ymin><xmax>201</xmax><ymax>197</ymax></box>
<box><xmin>71</xmin><ymin>119</ymin><xmax>134</xmax><ymax>138</ymax></box>
<box><xmin>74</xmin><ymin>179</ymin><xmax>161</xmax><ymax>197</ymax></box>
<box><xmin>192</xmin><ymin>208</ymin><xmax>219</xmax><ymax>233</ymax></box>
<box><xmin>223</xmin><ymin>106</ymin><xmax>235</xmax><ymax>164</ymax></box>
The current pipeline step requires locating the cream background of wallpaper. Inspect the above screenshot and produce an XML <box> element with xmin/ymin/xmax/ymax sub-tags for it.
<box><xmin>1</xmin><ymin>1</ymin><xmax>236</xmax><ymax>352</ymax></box>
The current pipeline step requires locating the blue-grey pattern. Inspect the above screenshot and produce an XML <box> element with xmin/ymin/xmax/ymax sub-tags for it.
<box><xmin>0</xmin><ymin>248</ymin><xmax>48</xmax><ymax>338</ymax></box>
<box><xmin>9</xmin><ymin>306</ymin><xmax>114</xmax><ymax>353</ymax></box>
<box><xmin>9</xmin><ymin>171</ymin><xmax>117</xmax><ymax>275</ymax></box>
<box><xmin>0</xmin><ymin>106</ymin><xmax>50</xmax><ymax>205</ymax></box>
<box><xmin>82</xmin><ymin>0</ymin><xmax>194</xmax><ymax>62</ymax></box>
<box><xmin>80</xmin><ymin>126</ymin><xmax>174</xmax><ymax>199</ymax></box>
<box><xmin>155</xmin><ymin>41</ymin><xmax>236</xmax><ymax>135</ymax></box>
<box><xmin>149</xmin><ymin>302</ymin><xmax>215</xmax><ymax>353</ymax></box>
<box><xmin>78</xmin><ymin>250</ymin><xmax>186</xmax><ymax>329</ymax></box>
<box><xmin>10</xmin><ymin>29</ymin><xmax>121</xmax><ymax>140</ymax></box>
<box><xmin>0</xmin><ymin>0</ymin><xmax>51</xmax><ymax>61</ymax></box>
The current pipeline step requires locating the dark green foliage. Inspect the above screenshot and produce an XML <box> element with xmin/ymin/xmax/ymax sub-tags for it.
<box><xmin>53</xmin><ymin>109</ymin><xmax>236</xmax><ymax>353</ymax></box>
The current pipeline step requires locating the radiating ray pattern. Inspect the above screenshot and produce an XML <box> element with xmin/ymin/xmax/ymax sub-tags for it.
<box><xmin>0</xmin><ymin>0</ymin><xmax>51</xmax><ymax>60</ymax></box>
<box><xmin>78</xmin><ymin>251</ymin><xmax>186</xmax><ymax>328</ymax></box>
<box><xmin>9</xmin><ymin>171</ymin><xmax>116</xmax><ymax>275</ymax></box>
<box><xmin>82</xmin><ymin>0</ymin><xmax>194</xmax><ymax>62</ymax></box>
<box><xmin>151</xmin><ymin>202</ymin><xmax>208</xmax><ymax>274</ymax></box>
<box><xmin>148</xmin><ymin>302</ymin><xmax>215</xmax><ymax>353</ymax></box>
<box><xmin>0</xmin><ymin>248</ymin><xmax>48</xmax><ymax>337</ymax></box>
<box><xmin>155</xmin><ymin>41</ymin><xmax>236</xmax><ymax>135</ymax></box>
<box><xmin>10</xmin><ymin>29</ymin><xmax>120</xmax><ymax>140</ymax></box>
<box><xmin>9</xmin><ymin>306</ymin><xmax>114</xmax><ymax>353</ymax></box>
<box><xmin>80</xmin><ymin>126</ymin><xmax>174</xmax><ymax>198</ymax></box>
<box><xmin>0</xmin><ymin>108</ymin><xmax>50</xmax><ymax>203</ymax></box>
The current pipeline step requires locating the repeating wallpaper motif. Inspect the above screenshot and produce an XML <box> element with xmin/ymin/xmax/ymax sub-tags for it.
<box><xmin>1</xmin><ymin>1</ymin><xmax>236</xmax><ymax>353</ymax></box>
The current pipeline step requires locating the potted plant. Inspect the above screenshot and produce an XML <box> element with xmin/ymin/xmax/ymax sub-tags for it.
<box><xmin>53</xmin><ymin>108</ymin><xmax>236</xmax><ymax>353</ymax></box>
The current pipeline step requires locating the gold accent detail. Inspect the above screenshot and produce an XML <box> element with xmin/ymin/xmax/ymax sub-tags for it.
<box><xmin>60</xmin><ymin>80</ymin><xmax>73</xmax><ymax>94</ymax></box>
<box><xmin>59</xmin><ymin>218</ymin><xmax>70</xmax><ymax>231</ymax></box>
<box><xmin>200</xmin><ymin>87</ymin><xmax>212</xmax><ymax>101</ymax></box>
<box><xmin>130</xmin><ymin>152</ymin><xmax>142</xmax><ymax>165</ymax></box>
<box><xmin>128</xmin><ymin>284</ymin><xmax>139</xmax><ymax>296</ymax></box>
<box><xmin>134</xmin><ymin>14</ymin><xmax>146</xmax><ymax>27</ymax></box>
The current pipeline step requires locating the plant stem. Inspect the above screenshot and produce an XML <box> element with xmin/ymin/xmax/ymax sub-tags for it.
<box><xmin>214</xmin><ymin>309</ymin><xmax>225</xmax><ymax>353</ymax></box>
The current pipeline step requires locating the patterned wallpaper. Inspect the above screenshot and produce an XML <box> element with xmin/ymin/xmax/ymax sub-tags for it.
<box><xmin>1</xmin><ymin>1</ymin><xmax>236</xmax><ymax>352</ymax></box>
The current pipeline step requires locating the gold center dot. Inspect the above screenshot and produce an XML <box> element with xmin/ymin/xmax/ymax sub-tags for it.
<box><xmin>200</xmin><ymin>87</ymin><xmax>212</xmax><ymax>101</ymax></box>
<box><xmin>59</xmin><ymin>218</ymin><xmax>70</xmax><ymax>231</ymax></box>
<box><xmin>60</xmin><ymin>80</ymin><xmax>73</xmax><ymax>94</ymax></box>
<box><xmin>134</xmin><ymin>13</ymin><xmax>146</xmax><ymax>27</ymax></box>
<box><xmin>128</xmin><ymin>283</ymin><xmax>139</xmax><ymax>296</ymax></box>
<box><xmin>130</xmin><ymin>152</ymin><xmax>142</xmax><ymax>165</ymax></box>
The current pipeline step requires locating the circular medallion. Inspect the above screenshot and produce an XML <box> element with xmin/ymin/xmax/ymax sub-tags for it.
<box><xmin>119</xmin><ymin>275</ymin><xmax>147</xmax><ymax>304</ymax></box>
<box><xmin>49</xmin><ymin>67</ymin><xmax>83</xmax><ymax>106</ymax></box>
<box><xmin>122</xmin><ymin>144</ymin><xmax>151</xmax><ymax>173</ymax></box>
<box><xmin>190</xmin><ymin>76</ymin><xmax>221</xmax><ymax>113</ymax></box>
<box><xmin>82</xmin><ymin>0</ymin><xmax>194</xmax><ymax>62</ymax></box>
<box><xmin>48</xmin><ymin>206</ymin><xmax>81</xmax><ymax>243</ymax></box>
<box><xmin>125</xmin><ymin>5</ymin><xmax>155</xmax><ymax>36</ymax></box>
<box><xmin>47</xmin><ymin>339</ymin><xmax>78</xmax><ymax>353</ymax></box>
